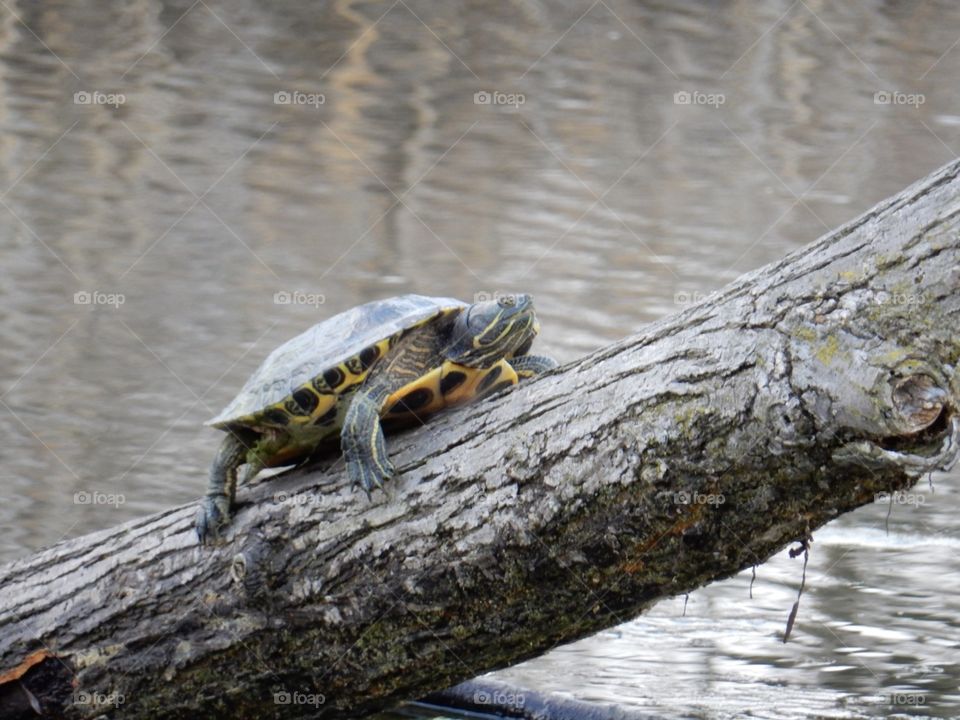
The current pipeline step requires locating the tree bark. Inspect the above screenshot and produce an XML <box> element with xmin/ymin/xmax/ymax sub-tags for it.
<box><xmin>2</xmin><ymin>158</ymin><xmax>959</xmax><ymax>720</ymax></box>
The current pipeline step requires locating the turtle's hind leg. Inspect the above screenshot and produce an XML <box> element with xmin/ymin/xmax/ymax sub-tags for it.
<box><xmin>196</xmin><ymin>429</ymin><xmax>258</xmax><ymax>543</ymax></box>
<box><xmin>510</xmin><ymin>355</ymin><xmax>558</xmax><ymax>379</ymax></box>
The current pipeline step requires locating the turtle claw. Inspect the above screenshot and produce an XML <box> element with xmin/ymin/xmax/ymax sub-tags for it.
<box><xmin>196</xmin><ymin>495</ymin><xmax>231</xmax><ymax>544</ymax></box>
<box><xmin>349</xmin><ymin>457</ymin><xmax>394</xmax><ymax>498</ymax></box>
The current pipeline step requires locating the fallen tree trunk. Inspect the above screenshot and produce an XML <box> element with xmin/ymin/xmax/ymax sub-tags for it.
<box><xmin>2</xmin><ymin>159</ymin><xmax>959</xmax><ymax>720</ymax></box>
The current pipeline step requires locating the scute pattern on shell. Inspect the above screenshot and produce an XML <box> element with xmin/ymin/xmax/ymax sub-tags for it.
<box><xmin>206</xmin><ymin>294</ymin><xmax>466</xmax><ymax>428</ymax></box>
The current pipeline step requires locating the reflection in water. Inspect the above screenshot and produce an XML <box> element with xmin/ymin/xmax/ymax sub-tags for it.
<box><xmin>1</xmin><ymin>1</ymin><xmax>958</xmax><ymax>718</ymax></box>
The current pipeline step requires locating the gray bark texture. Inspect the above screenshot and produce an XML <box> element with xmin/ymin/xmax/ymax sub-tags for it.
<box><xmin>2</xmin><ymin>158</ymin><xmax>960</xmax><ymax>720</ymax></box>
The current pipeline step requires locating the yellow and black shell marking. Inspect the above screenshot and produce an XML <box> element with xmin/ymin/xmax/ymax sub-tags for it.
<box><xmin>205</xmin><ymin>295</ymin><xmax>469</xmax><ymax>441</ymax></box>
<box><xmin>382</xmin><ymin>358</ymin><xmax>519</xmax><ymax>419</ymax></box>
<box><xmin>258</xmin><ymin>334</ymin><xmax>397</xmax><ymax>431</ymax></box>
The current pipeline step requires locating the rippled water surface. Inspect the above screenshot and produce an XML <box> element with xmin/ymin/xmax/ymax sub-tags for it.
<box><xmin>2</xmin><ymin>1</ymin><xmax>959</xmax><ymax>718</ymax></box>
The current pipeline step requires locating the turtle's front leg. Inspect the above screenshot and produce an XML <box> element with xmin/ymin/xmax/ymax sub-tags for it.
<box><xmin>342</xmin><ymin>385</ymin><xmax>395</xmax><ymax>497</ymax></box>
<box><xmin>510</xmin><ymin>354</ymin><xmax>558</xmax><ymax>379</ymax></box>
<box><xmin>196</xmin><ymin>430</ymin><xmax>255</xmax><ymax>543</ymax></box>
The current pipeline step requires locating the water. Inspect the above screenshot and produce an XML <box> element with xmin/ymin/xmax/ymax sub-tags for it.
<box><xmin>1</xmin><ymin>1</ymin><xmax>958</xmax><ymax>717</ymax></box>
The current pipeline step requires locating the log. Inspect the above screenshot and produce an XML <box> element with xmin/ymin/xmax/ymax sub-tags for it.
<box><xmin>414</xmin><ymin>677</ymin><xmax>659</xmax><ymax>720</ymax></box>
<box><xmin>2</xmin><ymin>157</ymin><xmax>959</xmax><ymax>720</ymax></box>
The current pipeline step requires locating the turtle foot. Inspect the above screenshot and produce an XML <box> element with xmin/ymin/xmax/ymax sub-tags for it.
<box><xmin>348</xmin><ymin>456</ymin><xmax>395</xmax><ymax>498</ymax></box>
<box><xmin>196</xmin><ymin>495</ymin><xmax>232</xmax><ymax>544</ymax></box>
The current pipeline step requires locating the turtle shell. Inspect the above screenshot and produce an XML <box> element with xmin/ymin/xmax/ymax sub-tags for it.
<box><xmin>206</xmin><ymin>294</ymin><xmax>466</xmax><ymax>429</ymax></box>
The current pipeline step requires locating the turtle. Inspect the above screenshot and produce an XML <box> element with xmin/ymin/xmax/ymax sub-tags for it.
<box><xmin>196</xmin><ymin>293</ymin><xmax>556</xmax><ymax>542</ymax></box>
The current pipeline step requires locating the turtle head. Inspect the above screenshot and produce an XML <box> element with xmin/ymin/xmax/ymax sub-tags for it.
<box><xmin>445</xmin><ymin>294</ymin><xmax>540</xmax><ymax>368</ymax></box>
